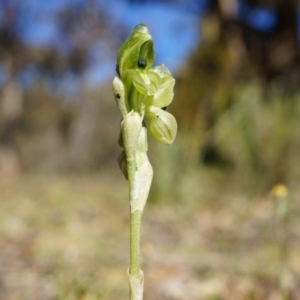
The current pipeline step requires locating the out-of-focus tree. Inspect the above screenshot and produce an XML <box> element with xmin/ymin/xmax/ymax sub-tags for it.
<box><xmin>0</xmin><ymin>0</ymin><xmax>125</xmax><ymax>173</ymax></box>
<box><xmin>0</xmin><ymin>0</ymin><xmax>123</xmax><ymax>82</ymax></box>
<box><xmin>174</xmin><ymin>0</ymin><xmax>299</xmax><ymax>128</ymax></box>
<box><xmin>171</xmin><ymin>0</ymin><xmax>300</xmax><ymax>189</ymax></box>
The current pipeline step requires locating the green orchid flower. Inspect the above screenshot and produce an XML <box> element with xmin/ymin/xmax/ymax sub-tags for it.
<box><xmin>112</xmin><ymin>24</ymin><xmax>178</xmax><ymax>300</ymax></box>
<box><xmin>113</xmin><ymin>24</ymin><xmax>177</xmax><ymax>145</ymax></box>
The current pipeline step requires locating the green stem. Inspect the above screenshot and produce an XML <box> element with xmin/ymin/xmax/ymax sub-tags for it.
<box><xmin>130</xmin><ymin>210</ymin><xmax>142</xmax><ymax>278</ymax></box>
<box><xmin>127</xmin><ymin>156</ymin><xmax>142</xmax><ymax>279</ymax></box>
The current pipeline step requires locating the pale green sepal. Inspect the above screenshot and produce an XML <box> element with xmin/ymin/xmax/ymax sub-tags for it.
<box><xmin>123</xmin><ymin>70</ymin><xmax>158</xmax><ymax>96</ymax></box>
<box><xmin>151</xmin><ymin>64</ymin><xmax>172</xmax><ymax>77</ymax></box>
<box><xmin>146</xmin><ymin>106</ymin><xmax>177</xmax><ymax>144</ymax></box>
<box><xmin>117</xmin><ymin>24</ymin><xmax>152</xmax><ymax>77</ymax></box>
<box><xmin>128</xmin><ymin>269</ymin><xmax>144</xmax><ymax>300</ymax></box>
<box><xmin>152</xmin><ymin>76</ymin><xmax>175</xmax><ymax>108</ymax></box>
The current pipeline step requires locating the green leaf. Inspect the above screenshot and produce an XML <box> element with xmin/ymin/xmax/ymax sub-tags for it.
<box><xmin>146</xmin><ymin>106</ymin><xmax>177</xmax><ymax>144</ymax></box>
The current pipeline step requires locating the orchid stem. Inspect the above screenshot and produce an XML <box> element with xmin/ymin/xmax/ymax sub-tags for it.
<box><xmin>130</xmin><ymin>210</ymin><xmax>142</xmax><ymax>278</ymax></box>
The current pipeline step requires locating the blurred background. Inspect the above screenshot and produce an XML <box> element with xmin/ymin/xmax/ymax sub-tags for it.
<box><xmin>0</xmin><ymin>0</ymin><xmax>300</xmax><ymax>299</ymax></box>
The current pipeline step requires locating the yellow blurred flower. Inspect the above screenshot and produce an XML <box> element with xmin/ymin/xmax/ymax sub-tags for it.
<box><xmin>272</xmin><ymin>184</ymin><xmax>288</xmax><ymax>198</ymax></box>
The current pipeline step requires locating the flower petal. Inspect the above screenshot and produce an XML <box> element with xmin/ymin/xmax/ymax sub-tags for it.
<box><xmin>152</xmin><ymin>77</ymin><xmax>175</xmax><ymax>108</ymax></box>
<box><xmin>117</xmin><ymin>24</ymin><xmax>154</xmax><ymax>77</ymax></box>
<box><xmin>151</xmin><ymin>65</ymin><xmax>172</xmax><ymax>78</ymax></box>
<box><xmin>124</xmin><ymin>70</ymin><xmax>158</xmax><ymax>96</ymax></box>
<box><xmin>139</xmin><ymin>40</ymin><xmax>155</xmax><ymax>70</ymax></box>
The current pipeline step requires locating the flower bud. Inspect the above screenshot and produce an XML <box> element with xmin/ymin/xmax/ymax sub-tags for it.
<box><xmin>146</xmin><ymin>106</ymin><xmax>177</xmax><ymax>144</ymax></box>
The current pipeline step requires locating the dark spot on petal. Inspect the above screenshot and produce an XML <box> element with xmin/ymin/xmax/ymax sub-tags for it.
<box><xmin>116</xmin><ymin>93</ymin><xmax>121</xmax><ymax>99</ymax></box>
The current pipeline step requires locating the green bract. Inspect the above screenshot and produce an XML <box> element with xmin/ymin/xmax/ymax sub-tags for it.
<box><xmin>114</xmin><ymin>24</ymin><xmax>177</xmax><ymax>145</ymax></box>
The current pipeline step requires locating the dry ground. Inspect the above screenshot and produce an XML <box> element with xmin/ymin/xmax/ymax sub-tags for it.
<box><xmin>0</xmin><ymin>170</ymin><xmax>299</xmax><ymax>300</ymax></box>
